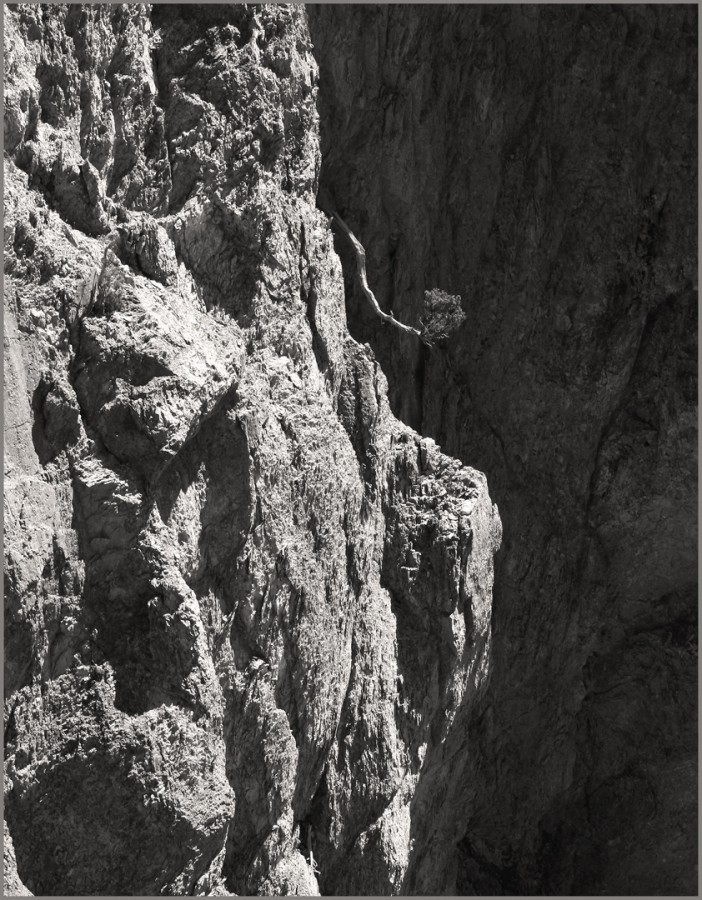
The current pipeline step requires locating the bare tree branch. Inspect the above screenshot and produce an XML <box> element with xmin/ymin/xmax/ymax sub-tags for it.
<box><xmin>327</xmin><ymin>208</ymin><xmax>432</xmax><ymax>345</ymax></box>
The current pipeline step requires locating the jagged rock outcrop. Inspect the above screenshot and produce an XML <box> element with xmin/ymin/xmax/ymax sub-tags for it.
<box><xmin>3</xmin><ymin>821</ymin><xmax>31</xmax><ymax>896</ymax></box>
<box><xmin>4</xmin><ymin>5</ymin><xmax>501</xmax><ymax>896</ymax></box>
<box><xmin>309</xmin><ymin>5</ymin><xmax>698</xmax><ymax>895</ymax></box>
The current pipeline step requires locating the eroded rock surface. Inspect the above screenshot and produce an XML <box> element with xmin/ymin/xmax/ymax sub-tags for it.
<box><xmin>4</xmin><ymin>5</ymin><xmax>501</xmax><ymax>896</ymax></box>
<box><xmin>309</xmin><ymin>5</ymin><xmax>698</xmax><ymax>895</ymax></box>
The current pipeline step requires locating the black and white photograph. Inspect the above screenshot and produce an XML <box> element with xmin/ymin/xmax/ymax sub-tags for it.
<box><xmin>2</xmin><ymin>2</ymin><xmax>698</xmax><ymax>896</ymax></box>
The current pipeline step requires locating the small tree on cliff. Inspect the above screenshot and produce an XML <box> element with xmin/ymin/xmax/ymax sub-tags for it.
<box><xmin>326</xmin><ymin>204</ymin><xmax>466</xmax><ymax>347</ymax></box>
<box><xmin>418</xmin><ymin>288</ymin><xmax>466</xmax><ymax>344</ymax></box>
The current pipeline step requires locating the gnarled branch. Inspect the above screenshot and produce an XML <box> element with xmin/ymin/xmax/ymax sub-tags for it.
<box><xmin>327</xmin><ymin>208</ymin><xmax>431</xmax><ymax>345</ymax></box>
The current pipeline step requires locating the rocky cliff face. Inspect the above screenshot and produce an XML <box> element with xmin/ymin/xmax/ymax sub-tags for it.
<box><xmin>309</xmin><ymin>5</ymin><xmax>698</xmax><ymax>895</ymax></box>
<box><xmin>3</xmin><ymin>5</ymin><xmax>503</xmax><ymax>896</ymax></box>
<box><xmin>4</xmin><ymin>4</ymin><xmax>697</xmax><ymax>897</ymax></box>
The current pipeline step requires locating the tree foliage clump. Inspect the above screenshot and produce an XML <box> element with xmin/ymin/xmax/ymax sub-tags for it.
<box><xmin>419</xmin><ymin>288</ymin><xmax>466</xmax><ymax>343</ymax></box>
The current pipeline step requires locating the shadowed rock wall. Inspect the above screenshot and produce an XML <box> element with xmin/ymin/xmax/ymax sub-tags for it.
<box><xmin>309</xmin><ymin>4</ymin><xmax>697</xmax><ymax>894</ymax></box>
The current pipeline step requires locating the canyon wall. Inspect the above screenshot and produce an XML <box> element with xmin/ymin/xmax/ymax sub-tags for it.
<box><xmin>3</xmin><ymin>4</ymin><xmax>503</xmax><ymax>896</ymax></box>
<box><xmin>309</xmin><ymin>4</ymin><xmax>698</xmax><ymax>895</ymax></box>
<box><xmin>3</xmin><ymin>4</ymin><xmax>697</xmax><ymax>896</ymax></box>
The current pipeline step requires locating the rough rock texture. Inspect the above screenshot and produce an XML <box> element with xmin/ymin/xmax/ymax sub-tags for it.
<box><xmin>3</xmin><ymin>821</ymin><xmax>31</xmax><ymax>896</ymax></box>
<box><xmin>4</xmin><ymin>5</ymin><xmax>502</xmax><ymax>896</ymax></box>
<box><xmin>309</xmin><ymin>4</ymin><xmax>698</xmax><ymax>895</ymax></box>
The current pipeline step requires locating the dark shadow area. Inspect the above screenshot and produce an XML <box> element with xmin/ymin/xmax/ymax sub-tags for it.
<box><xmin>309</xmin><ymin>3</ymin><xmax>698</xmax><ymax>893</ymax></box>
